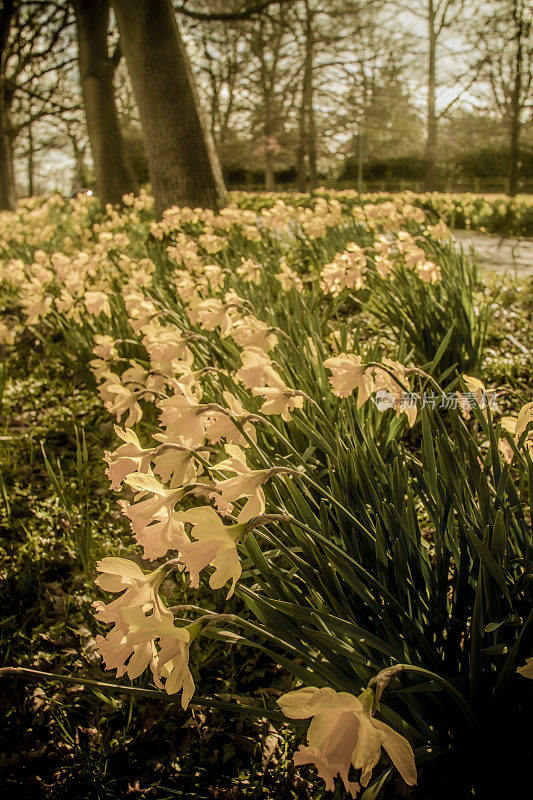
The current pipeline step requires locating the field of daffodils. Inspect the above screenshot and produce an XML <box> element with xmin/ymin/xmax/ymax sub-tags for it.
<box><xmin>0</xmin><ymin>190</ymin><xmax>531</xmax><ymax>799</ymax></box>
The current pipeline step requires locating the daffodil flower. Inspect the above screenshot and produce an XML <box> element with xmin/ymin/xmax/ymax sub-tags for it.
<box><xmin>517</xmin><ymin>658</ymin><xmax>533</xmax><ymax>679</ymax></box>
<box><xmin>125</xmin><ymin>610</ymin><xmax>199</xmax><ymax>708</ymax></box>
<box><xmin>500</xmin><ymin>404</ymin><xmax>533</xmax><ymax>461</ymax></box>
<box><xmin>95</xmin><ymin>624</ymin><xmax>154</xmax><ymax>681</ymax></box>
<box><xmin>120</xmin><ymin>472</ymin><xmax>189</xmax><ymax>560</ymax></box>
<box><xmin>212</xmin><ymin>445</ymin><xmax>293</xmax><ymax>523</ymax></box>
<box><xmin>324</xmin><ymin>354</ymin><xmax>374</xmax><ymax>405</ymax></box>
<box><xmin>92</xmin><ymin>334</ymin><xmax>118</xmax><ymax>360</ymax></box>
<box><xmin>230</xmin><ymin>315</ymin><xmax>278</xmax><ymax>351</ymax></box>
<box><xmin>234</xmin><ymin>347</ymin><xmax>273</xmax><ymax>390</ymax></box>
<box><xmin>157</xmin><ymin>386</ymin><xmax>207</xmax><ymax>448</ymax></box>
<box><xmin>104</xmin><ymin>427</ymin><xmax>153</xmax><ymax>491</ymax></box>
<box><xmin>92</xmin><ymin>557</ymin><xmax>173</xmax><ymax>631</ymax></box>
<box><xmin>151</xmin><ymin>441</ymin><xmax>201</xmax><ymax>489</ymax></box>
<box><xmin>203</xmin><ymin>392</ymin><xmax>256</xmax><ymax>446</ymax></box>
<box><xmin>84</xmin><ymin>290</ymin><xmax>111</xmax><ymax>317</ymax></box>
<box><xmin>278</xmin><ymin>685</ymin><xmax>416</xmax><ymax>797</ymax></box>
<box><xmin>98</xmin><ymin>378</ymin><xmax>142</xmax><ymax>426</ymax></box>
<box><xmin>275</xmin><ymin>260</ymin><xmax>302</xmax><ymax>291</ymax></box>
<box><xmin>176</xmin><ymin>506</ymin><xmax>246</xmax><ymax>598</ymax></box>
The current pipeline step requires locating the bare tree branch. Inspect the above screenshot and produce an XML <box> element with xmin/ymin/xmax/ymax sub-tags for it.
<box><xmin>174</xmin><ymin>0</ymin><xmax>292</xmax><ymax>22</ymax></box>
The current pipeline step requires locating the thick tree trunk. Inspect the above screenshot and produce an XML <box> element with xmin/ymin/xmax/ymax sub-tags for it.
<box><xmin>73</xmin><ymin>0</ymin><xmax>136</xmax><ymax>205</ymax></box>
<box><xmin>424</xmin><ymin>0</ymin><xmax>438</xmax><ymax>192</ymax></box>
<box><xmin>112</xmin><ymin>0</ymin><xmax>227</xmax><ymax>216</ymax></box>
<box><xmin>0</xmin><ymin>83</ymin><xmax>15</xmax><ymax>210</ymax></box>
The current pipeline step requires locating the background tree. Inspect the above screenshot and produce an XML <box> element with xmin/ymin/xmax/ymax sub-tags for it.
<box><xmin>474</xmin><ymin>0</ymin><xmax>532</xmax><ymax>195</ymax></box>
<box><xmin>185</xmin><ymin>15</ymin><xmax>251</xmax><ymax>178</ymax></box>
<box><xmin>396</xmin><ymin>0</ymin><xmax>480</xmax><ymax>191</ymax></box>
<box><xmin>294</xmin><ymin>0</ymin><xmax>316</xmax><ymax>190</ymax></box>
<box><xmin>0</xmin><ymin>0</ymin><xmax>17</xmax><ymax>209</ymax></box>
<box><xmin>183</xmin><ymin>1</ymin><xmax>299</xmax><ymax>189</ymax></box>
<box><xmin>2</xmin><ymin>0</ymin><xmax>532</xmax><ymax>202</ymax></box>
<box><xmin>112</xmin><ymin>0</ymin><xmax>227</xmax><ymax>215</ymax></box>
<box><xmin>247</xmin><ymin>2</ymin><xmax>295</xmax><ymax>190</ymax></box>
<box><xmin>72</xmin><ymin>0</ymin><xmax>136</xmax><ymax>205</ymax></box>
<box><xmin>1</xmin><ymin>0</ymin><xmax>73</xmax><ymax>208</ymax></box>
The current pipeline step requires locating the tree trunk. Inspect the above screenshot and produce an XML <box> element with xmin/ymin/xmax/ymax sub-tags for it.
<box><xmin>0</xmin><ymin>82</ymin><xmax>14</xmax><ymax>210</ymax></box>
<box><xmin>27</xmin><ymin>116</ymin><xmax>34</xmax><ymax>196</ymax></box>
<box><xmin>296</xmin><ymin>85</ymin><xmax>307</xmax><ymax>192</ymax></box>
<box><xmin>508</xmin><ymin>0</ymin><xmax>524</xmax><ymax>197</ymax></box>
<box><xmin>0</xmin><ymin>1</ymin><xmax>15</xmax><ymax>211</ymax></box>
<box><xmin>307</xmin><ymin>91</ymin><xmax>317</xmax><ymax>189</ymax></box>
<box><xmin>356</xmin><ymin>132</ymin><xmax>364</xmax><ymax>194</ymax></box>
<box><xmin>73</xmin><ymin>0</ymin><xmax>136</xmax><ymax>205</ymax></box>
<box><xmin>265</xmin><ymin>149</ymin><xmax>275</xmax><ymax>192</ymax></box>
<box><xmin>70</xmin><ymin>135</ymin><xmax>89</xmax><ymax>195</ymax></box>
<box><xmin>509</xmin><ymin>100</ymin><xmax>521</xmax><ymax>198</ymax></box>
<box><xmin>303</xmin><ymin>0</ymin><xmax>316</xmax><ymax>190</ymax></box>
<box><xmin>112</xmin><ymin>0</ymin><xmax>227</xmax><ymax>216</ymax></box>
<box><xmin>263</xmin><ymin>91</ymin><xmax>275</xmax><ymax>192</ymax></box>
<box><xmin>424</xmin><ymin>0</ymin><xmax>438</xmax><ymax>192</ymax></box>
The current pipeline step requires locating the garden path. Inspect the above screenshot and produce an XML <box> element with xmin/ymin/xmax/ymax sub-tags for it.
<box><xmin>452</xmin><ymin>230</ymin><xmax>533</xmax><ymax>278</ymax></box>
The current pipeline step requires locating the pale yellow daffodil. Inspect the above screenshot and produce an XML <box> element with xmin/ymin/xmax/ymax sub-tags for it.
<box><xmin>176</xmin><ymin>506</ymin><xmax>246</xmax><ymax>597</ymax></box>
<box><xmin>324</xmin><ymin>354</ymin><xmax>374</xmax><ymax>406</ymax></box>
<box><xmin>278</xmin><ymin>686</ymin><xmax>416</xmax><ymax>797</ymax></box>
